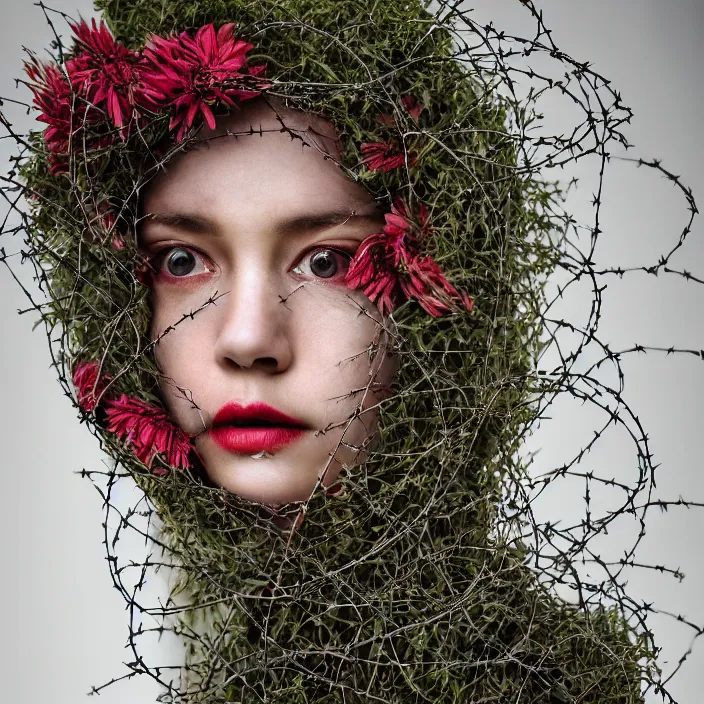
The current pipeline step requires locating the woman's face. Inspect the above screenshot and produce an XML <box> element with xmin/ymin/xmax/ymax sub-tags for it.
<box><xmin>140</xmin><ymin>101</ymin><xmax>395</xmax><ymax>505</ymax></box>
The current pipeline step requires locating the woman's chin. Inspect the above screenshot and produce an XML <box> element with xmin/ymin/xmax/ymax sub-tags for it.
<box><xmin>197</xmin><ymin>439</ymin><xmax>343</xmax><ymax>506</ymax></box>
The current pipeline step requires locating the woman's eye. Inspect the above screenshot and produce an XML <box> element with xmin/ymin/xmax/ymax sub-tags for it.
<box><xmin>294</xmin><ymin>248</ymin><xmax>353</xmax><ymax>280</ymax></box>
<box><xmin>153</xmin><ymin>247</ymin><xmax>211</xmax><ymax>279</ymax></box>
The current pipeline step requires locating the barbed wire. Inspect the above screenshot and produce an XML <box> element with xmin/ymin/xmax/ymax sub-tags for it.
<box><xmin>0</xmin><ymin>0</ymin><xmax>701</xmax><ymax>701</ymax></box>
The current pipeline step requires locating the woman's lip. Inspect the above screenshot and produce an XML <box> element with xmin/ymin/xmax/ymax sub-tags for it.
<box><xmin>209</xmin><ymin>402</ymin><xmax>308</xmax><ymax>455</ymax></box>
<box><xmin>209</xmin><ymin>426</ymin><xmax>305</xmax><ymax>455</ymax></box>
<box><xmin>212</xmin><ymin>401</ymin><xmax>306</xmax><ymax>428</ymax></box>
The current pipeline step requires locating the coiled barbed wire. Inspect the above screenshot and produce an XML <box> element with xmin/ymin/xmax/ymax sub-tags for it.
<box><xmin>0</xmin><ymin>1</ymin><xmax>701</xmax><ymax>702</ymax></box>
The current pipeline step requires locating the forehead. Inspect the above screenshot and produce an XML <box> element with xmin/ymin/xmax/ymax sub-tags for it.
<box><xmin>142</xmin><ymin>101</ymin><xmax>373</xmax><ymax>219</ymax></box>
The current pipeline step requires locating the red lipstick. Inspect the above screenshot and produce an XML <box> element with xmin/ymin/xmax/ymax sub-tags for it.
<box><xmin>209</xmin><ymin>402</ymin><xmax>307</xmax><ymax>455</ymax></box>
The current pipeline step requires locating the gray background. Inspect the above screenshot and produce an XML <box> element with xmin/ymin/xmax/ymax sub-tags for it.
<box><xmin>0</xmin><ymin>1</ymin><xmax>702</xmax><ymax>701</ymax></box>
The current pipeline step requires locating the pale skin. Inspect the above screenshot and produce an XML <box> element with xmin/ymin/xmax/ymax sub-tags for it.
<box><xmin>139</xmin><ymin>99</ymin><xmax>396</xmax><ymax>507</ymax></box>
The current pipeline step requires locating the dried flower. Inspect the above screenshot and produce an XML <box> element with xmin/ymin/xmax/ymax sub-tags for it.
<box><xmin>104</xmin><ymin>395</ymin><xmax>192</xmax><ymax>473</ymax></box>
<box><xmin>360</xmin><ymin>141</ymin><xmax>417</xmax><ymax>172</ymax></box>
<box><xmin>67</xmin><ymin>19</ymin><xmax>143</xmax><ymax>131</ymax></box>
<box><xmin>72</xmin><ymin>360</ymin><xmax>110</xmax><ymax>412</ymax></box>
<box><xmin>346</xmin><ymin>199</ymin><xmax>473</xmax><ymax>317</ymax></box>
<box><xmin>137</xmin><ymin>22</ymin><xmax>268</xmax><ymax>141</ymax></box>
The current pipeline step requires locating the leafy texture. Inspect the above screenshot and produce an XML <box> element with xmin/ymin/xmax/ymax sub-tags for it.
<box><xmin>6</xmin><ymin>0</ymin><xmax>684</xmax><ymax>702</ymax></box>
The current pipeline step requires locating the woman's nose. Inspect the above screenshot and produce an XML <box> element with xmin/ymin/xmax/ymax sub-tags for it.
<box><xmin>213</xmin><ymin>270</ymin><xmax>293</xmax><ymax>373</ymax></box>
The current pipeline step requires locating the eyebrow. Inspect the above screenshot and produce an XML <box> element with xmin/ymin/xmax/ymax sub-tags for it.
<box><xmin>142</xmin><ymin>212</ymin><xmax>212</xmax><ymax>234</ymax></box>
<box><xmin>142</xmin><ymin>205</ymin><xmax>383</xmax><ymax>237</ymax></box>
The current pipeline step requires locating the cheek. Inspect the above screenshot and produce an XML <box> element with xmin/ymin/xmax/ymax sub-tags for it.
<box><xmin>149</xmin><ymin>285</ymin><xmax>194</xmax><ymax>340</ymax></box>
<box><xmin>303</xmin><ymin>306</ymin><xmax>392</xmax><ymax>475</ymax></box>
<box><xmin>300</xmin><ymin>293</ymin><xmax>394</xmax><ymax>407</ymax></box>
<box><xmin>151</xmin><ymin>309</ymin><xmax>215</xmax><ymax>433</ymax></box>
<box><xmin>149</xmin><ymin>283</ymin><xmax>218</xmax><ymax>364</ymax></box>
<box><xmin>153</xmin><ymin>341</ymin><xmax>202</xmax><ymax>431</ymax></box>
<box><xmin>150</xmin><ymin>282</ymin><xmax>395</xmax><ymax>435</ymax></box>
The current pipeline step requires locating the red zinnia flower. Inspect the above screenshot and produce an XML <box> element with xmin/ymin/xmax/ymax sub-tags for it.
<box><xmin>345</xmin><ymin>199</ymin><xmax>473</xmax><ymax>317</ymax></box>
<box><xmin>137</xmin><ymin>22</ymin><xmax>268</xmax><ymax>141</ymax></box>
<box><xmin>401</xmin><ymin>95</ymin><xmax>424</xmax><ymax>122</ymax></box>
<box><xmin>90</xmin><ymin>199</ymin><xmax>117</xmax><ymax>234</ymax></box>
<box><xmin>111</xmin><ymin>235</ymin><xmax>126</xmax><ymax>251</ymax></box>
<box><xmin>104</xmin><ymin>395</ymin><xmax>192</xmax><ymax>473</ymax></box>
<box><xmin>402</xmin><ymin>254</ymin><xmax>474</xmax><ymax>317</ymax></box>
<box><xmin>24</xmin><ymin>53</ymin><xmax>118</xmax><ymax>173</ymax></box>
<box><xmin>67</xmin><ymin>19</ymin><xmax>143</xmax><ymax>132</ymax></box>
<box><xmin>72</xmin><ymin>360</ymin><xmax>111</xmax><ymax>412</ymax></box>
<box><xmin>345</xmin><ymin>230</ymin><xmax>402</xmax><ymax>316</ymax></box>
<box><xmin>94</xmin><ymin>201</ymin><xmax>125</xmax><ymax>249</ymax></box>
<box><xmin>389</xmin><ymin>197</ymin><xmax>430</xmax><ymax>235</ymax></box>
<box><xmin>24</xmin><ymin>58</ymin><xmax>72</xmax><ymax>155</ymax></box>
<box><xmin>24</xmin><ymin>57</ymin><xmax>90</xmax><ymax>173</ymax></box>
<box><xmin>344</xmin><ymin>208</ymin><xmax>414</xmax><ymax>316</ymax></box>
<box><xmin>360</xmin><ymin>141</ymin><xmax>418</xmax><ymax>172</ymax></box>
<box><xmin>377</xmin><ymin>94</ymin><xmax>425</xmax><ymax>126</ymax></box>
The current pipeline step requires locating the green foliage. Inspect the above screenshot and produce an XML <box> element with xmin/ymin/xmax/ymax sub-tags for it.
<box><xmin>13</xmin><ymin>0</ymin><xmax>653</xmax><ymax>701</ymax></box>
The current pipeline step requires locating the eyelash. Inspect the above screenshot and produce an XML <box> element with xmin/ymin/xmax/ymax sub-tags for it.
<box><xmin>146</xmin><ymin>245</ymin><xmax>356</xmax><ymax>284</ymax></box>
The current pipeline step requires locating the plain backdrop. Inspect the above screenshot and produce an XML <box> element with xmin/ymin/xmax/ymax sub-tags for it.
<box><xmin>0</xmin><ymin>1</ymin><xmax>702</xmax><ymax>702</ymax></box>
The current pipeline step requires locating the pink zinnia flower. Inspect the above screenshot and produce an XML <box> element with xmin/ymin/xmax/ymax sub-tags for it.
<box><xmin>360</xmin><ymin>141</ymin><xmax>417</xmax><ymax>172</ymax></box>
<box><xmin>137</xmin><ymin>22</ymin><xmax>268</xmax><ymax>141</ymax></box>
<box><xmin>345</xmin><ymin>199</ymin><xmax>473</xmax><ymax>317</ymax></box>
<box><xmin>67</xmin><ymin>19</ymin><xmax>143</xmax><ymax>131</ymax></box>
<box><xmin>104</xmin><ymin>395</ymin><xmax>192</xmax><ymax>473</ymax></box>
<box><xmin>72</xmin><ymin>360</ymin><xmax>110</xmax><ymax>412</ymax></box>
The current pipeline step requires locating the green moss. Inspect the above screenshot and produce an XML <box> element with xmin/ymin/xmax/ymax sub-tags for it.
<box><xmin>13</xmin><ymin>0</ymin><xmax>653</xmax><ymax>701</ymax></box>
